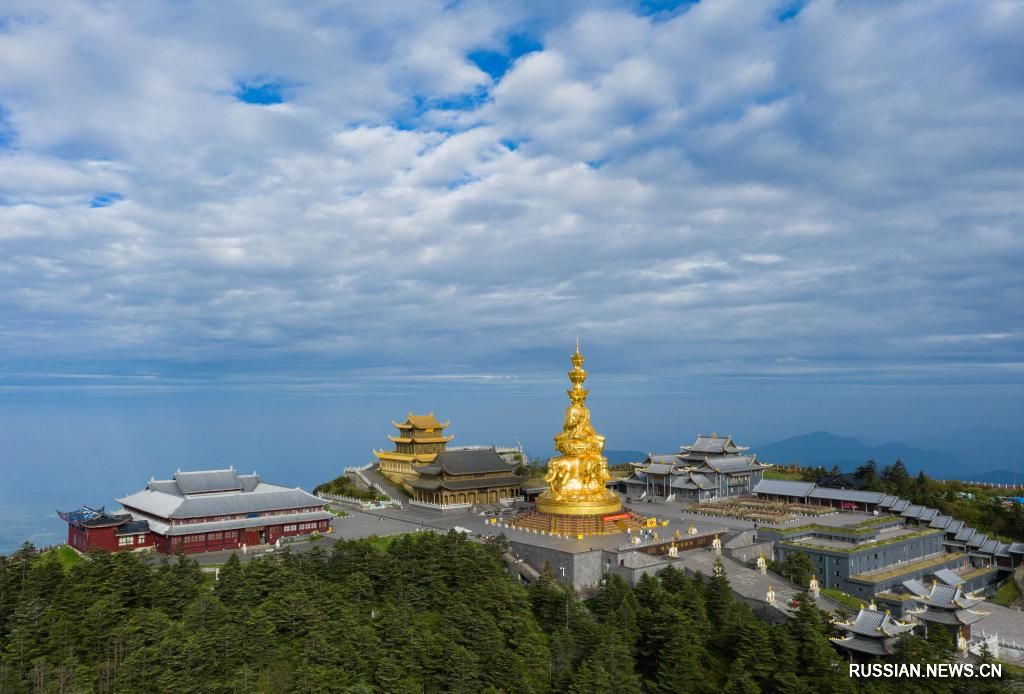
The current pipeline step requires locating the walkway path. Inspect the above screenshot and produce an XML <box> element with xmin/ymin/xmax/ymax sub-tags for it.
<box><xmin>358</xmin><ymin>466</ymin><xmax>408</xmax><ymax>500</ymax></box>
<box><xmin>676</xmin><ymin>550</ymin><xmax>846</xmax><ymax>616</ymax></box>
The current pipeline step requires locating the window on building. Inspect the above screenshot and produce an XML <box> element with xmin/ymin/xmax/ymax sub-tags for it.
<box><xmin>118</xmin><ymin>536</ymin><xmax>133</xmax><ymax>546</ymax></box>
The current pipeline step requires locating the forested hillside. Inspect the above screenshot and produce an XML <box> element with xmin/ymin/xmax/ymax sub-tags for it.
<box><xmin>0</xmin><ymin>533</ymin><xmax>1010</xmax><ymax>693</ymax></box>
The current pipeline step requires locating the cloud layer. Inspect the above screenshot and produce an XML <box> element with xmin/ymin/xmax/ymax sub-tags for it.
<box><xmin>1</xmin><ymin>0</ymin><xmax>1023</xmax><ymax>391</ymax></box>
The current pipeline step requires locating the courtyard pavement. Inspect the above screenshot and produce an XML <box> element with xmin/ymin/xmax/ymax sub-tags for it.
<box><xmin>177</xmin><ymin>493</ymin><xmax>892</xmax><ymax>566</ymax></box>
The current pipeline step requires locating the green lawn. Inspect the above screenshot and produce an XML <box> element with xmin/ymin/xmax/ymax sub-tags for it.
<box><xmin>821</xmin><ymin>587</ymin><xmax>865</xmax><ymax>612</ymax></box>
<box><xmin>327</xmin><ymin>508</ymin><xmax>350</xmax><ymax>517</ymax></box>
<box><xmin>43</xmin><ymin>545</ymin><xmax>83</xmax><ymax>571</ymax></box>
<box><xmin>992</xmin><ymin>576</ymin><xmax>1022</xmax><ymax>607</ymax></box>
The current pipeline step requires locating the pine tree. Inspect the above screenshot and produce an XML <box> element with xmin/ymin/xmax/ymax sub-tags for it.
<box><xmin>706</xmin><ymin>559</ymin><xmax>734</xmax><ymax>626</ymax></box>
<box><xmin>786</xmin><ymin>591</ymin><xmax>851</xmax><ymax>693</ymax></box>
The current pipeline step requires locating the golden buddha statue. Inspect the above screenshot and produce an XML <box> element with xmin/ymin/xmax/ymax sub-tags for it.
<box><xmin>536</xmin><ymin>341</ymin><xmax>622</xmax><ymax>516</ymax></box>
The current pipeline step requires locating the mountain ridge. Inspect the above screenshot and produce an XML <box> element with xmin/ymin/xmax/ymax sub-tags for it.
<box><xmin>753</xmin><ymin>431</ymin><xmax>973</xmax><ymax>480</ymax></box>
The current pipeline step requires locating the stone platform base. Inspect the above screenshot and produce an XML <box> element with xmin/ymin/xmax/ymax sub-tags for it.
<box><xmin>506</xmin><ymin>507</ymin><xmax>646</xmax><ymax>536</ymax></box>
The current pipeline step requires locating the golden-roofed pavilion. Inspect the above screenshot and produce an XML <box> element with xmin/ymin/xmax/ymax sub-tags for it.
<box><xmin>376</xmin><ymin>412</ymin><xmax>454</xmax><ymax>483</ymax></box>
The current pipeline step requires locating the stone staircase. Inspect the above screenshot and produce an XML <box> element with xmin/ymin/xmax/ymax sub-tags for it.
<box><xmin>353</xmin><ymin>465</ymin><xmax>408</xmax><ymax>501</ymax></box>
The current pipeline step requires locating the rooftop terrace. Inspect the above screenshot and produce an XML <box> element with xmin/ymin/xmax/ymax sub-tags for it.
<box><xmin>781</xmin><ymin>527</ymin><xmax>942</xmax><ymax>554</ymax></box>
<box><xmin>849</xmin><ymin>552</ymin><xmax>961</xmax><ymax>583</ymax></box>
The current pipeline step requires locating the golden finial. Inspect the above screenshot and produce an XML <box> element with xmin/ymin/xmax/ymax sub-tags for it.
<box><xmin>575</xmin><ymin>336</ymin><xmax>580</xmax><ymax>355</ymax></box>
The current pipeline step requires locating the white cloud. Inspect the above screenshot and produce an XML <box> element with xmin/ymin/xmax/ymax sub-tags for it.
<box><xmin>0</xmin><ymin>0</ymin><xmax>1021</xmax><ymax>387</ymax></box>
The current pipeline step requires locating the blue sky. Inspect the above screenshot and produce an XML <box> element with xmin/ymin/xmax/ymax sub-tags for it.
<box><xmin>1</xmin><ymin>0</ymin><xmax>1023</xmax><ymax>502</ymax></box>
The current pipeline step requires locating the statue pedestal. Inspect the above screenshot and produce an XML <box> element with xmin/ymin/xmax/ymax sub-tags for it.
<box><xmin>535</xmin><ymin>491</ymin><xmax>622</xmax><ymax>517</ymax></box>
<box><xmin>508</xmin><ymin>503</ymin><xmax>643</xmax><ymax>537</ymax></box>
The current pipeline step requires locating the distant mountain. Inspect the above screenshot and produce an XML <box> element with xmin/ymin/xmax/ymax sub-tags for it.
<box><xmin>753</xmin><ymin>431</ymin><xmax>965</xmax><ymax>480</ymax></box>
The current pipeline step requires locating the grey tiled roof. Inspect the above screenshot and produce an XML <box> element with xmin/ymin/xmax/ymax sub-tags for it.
<box><xmin>954</xmin><ymin>526</ymin><xmax>975</xmax><ymax>542</ymax></box>
<box><xmin>917</xmin><ymin>583</ymin><xmax>985</xmax><ymax>610</ymax></box>
<box><xmin>994</xmin><ymin>543</ymin><xmax>1012</xmax><ymax>557</ymax></box>
<box><xmin>682</xmin><ymin>434</ymin><xmax>746</xmax><ymax>454</ymax></box>
<box><xmin>979</xmin><ymin>539</ymin><xmax>999</xmax><ymax>554</ymax></box>
<box><xmin>672</xmin><ymin>472</ymin><xmax>714</xmax><ymax>490</ymax></box>
<box><xmin>698</xmin><ymin>455</ymin><xmax>762</xmax><ymax>473</ymax></box>
<box><xmin>890</xmin><ymin>499</ymin><xmax>910</xmax><ymax>513</ymax></box>
<box><xmin>929</xmin><ymin>515</ymin><xmax>952</xmax><ymax>529</ymax></box>
<box><xmin>968</xmin><ymin>533</ymin><xmax>988</xmax><ymax>548</ymax></box>
<box><xmin>428</xmin><ymin>448</ymin><xmax>518</xmax><ymax>475</ymax></box>
<box><xmin>911</xmin><ymin>610</ymin><xmax>962</xmax><ymax>626</ymax></box>
<box><xmin>175</xmin><ymin>469</ymin><xmax>242</xmax><ymax>494</ymax></box>
<box><xmin>148</xmin><ymin>480</ymin><xmax>180</xmax><ymax>495</ymax></box>
<box><xmin>639</xmin><ymin>463</ymin><xmax>676</xmax><ymax>475</ymax></box>
<box><xmin>901</xmin><ymin>505</ymin><xmax>924</xmax><ymax>518</ymax></box>
<box><xmin>1008</xmin><ymin>542</ymin><xmax>1024</xmax><ymax>555</ymax></box>
<box><xmin>146</xmin><ymin>468</ymin><xmax>262</xmax><ymax>497</ymax></box>
<box><xmin>119</xmin><ymin>484</ymin><xmax>324</xmax><ymax>519</ymax></box>
<box><xmin>830</xmin><ymin>636</ymin><xmax>892</xmax><ymax>656</ymax></box>
<box><xmin>807</xmin><ymin>487</ymin><xmax>886</xmax><ymax>503</ymax></box>
<box><xmin>903</xmin><ymin>579</ymin><xmax>930</xmax><ymax>597</ymax></box>
<box><xmin>945</xmin><ymin>519</ymin><xmax>965</xmax><ymax>534</ymax></box>
<box><xmin>842</xmin><ymin>609</ymin><xmax>915</xmax><ymax>638</ymax></box>
<box><xmin>918</xmin><ymin>508</ymin><xmax>938</xmax><ymax>522</ymax></box>
<box><xmin>879</xmin><ymin>494</ymin><xmax>899</xmax><ymax>507</ymax></box>
<box><xmin>933</xmin><ymin>569</ymin><xmax>964</xmax><ymax>586</ymax></box>
<box><xmin>752</xmin><ymin>479</ymin><xmax>815</xmax><ymax>497</ymax></box>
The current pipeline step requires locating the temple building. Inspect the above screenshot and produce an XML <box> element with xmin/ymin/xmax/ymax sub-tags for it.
<box><xmin>904</xmin><ymin>582</ymin><xmax>989</xmax><ymax>642</ymax></box>
<box><xmin>830</xmin><ymin>607</ymin><xmax>916</xmax><ymax>660</ymax></box>
<box><xmin>621</xmin><ymin>433</ymin><xmax>765</xmax><ymax>501</ymax></box>
<box><xmin>407</xmin><ymin>448</ymin><xmax>523</xmax><ymax>507</ymax></box>
<box><xmin>60</xmin><ymin>467</ymin><xmax>331</xmax><ymax>555</ymax></box>
<box><xmin>60</xmin><ymin>507</ymin><xmax>153</xmax><ymax>553</ymax></box>
<box><xmin>375</xmin><ymin>412</ymin><xmax>453</xmax><ymax>484</ymax></box>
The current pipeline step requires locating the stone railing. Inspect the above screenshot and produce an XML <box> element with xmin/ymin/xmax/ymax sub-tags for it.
<box><xmin>408</xmin><ymin>499</ymin><xmax>471</xmax><ymax>511</ymax></box>
<box><xmin>318</xmin><ymin>492</ymin><xmax>400</xmax><ymax>510</ymax></box>
<box><xmin>344</xmin><ymin>461</ymin><xmax>375</xmax><ymax>473</ymax></box>
<box><xmin>969</xmin><ymin>631</ymin><xmax>1015</xmax><ymax>661</ymax></box>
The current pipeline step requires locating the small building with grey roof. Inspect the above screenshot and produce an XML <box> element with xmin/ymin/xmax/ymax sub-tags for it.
<box><xmin>621</xmin><ymin>433</ymin><xmax>765</xmax><ymax>501</ymax></box>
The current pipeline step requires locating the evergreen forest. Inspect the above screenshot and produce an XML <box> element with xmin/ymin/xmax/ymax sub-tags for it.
<box><xmin>0</xmin><ymin>532</ymin><xmax>1012</xmax><ymax>693</ymax></box>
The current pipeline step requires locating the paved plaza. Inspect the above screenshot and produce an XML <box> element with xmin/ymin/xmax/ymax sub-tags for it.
<box><xmin>179</xmin><ymin>493</ymin><xmax>887</xmax><ymax>565</ymax></box>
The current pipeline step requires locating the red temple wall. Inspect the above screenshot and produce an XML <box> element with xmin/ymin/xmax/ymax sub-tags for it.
<box><xmin>161</xmin><ymin>519</ymin><xmax>330</xmax><ymax>555</ymax></box>
<box><xmin>83</xmin><ymin>526</ymin><xmax>120</xmax><ymax>552</ymax></box>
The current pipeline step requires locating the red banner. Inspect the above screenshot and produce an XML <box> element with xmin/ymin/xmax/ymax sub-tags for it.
<box><xmin>601</xmin><ymin>512</ymin><xmax>632</xmax><ymax>522</ymax></box>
